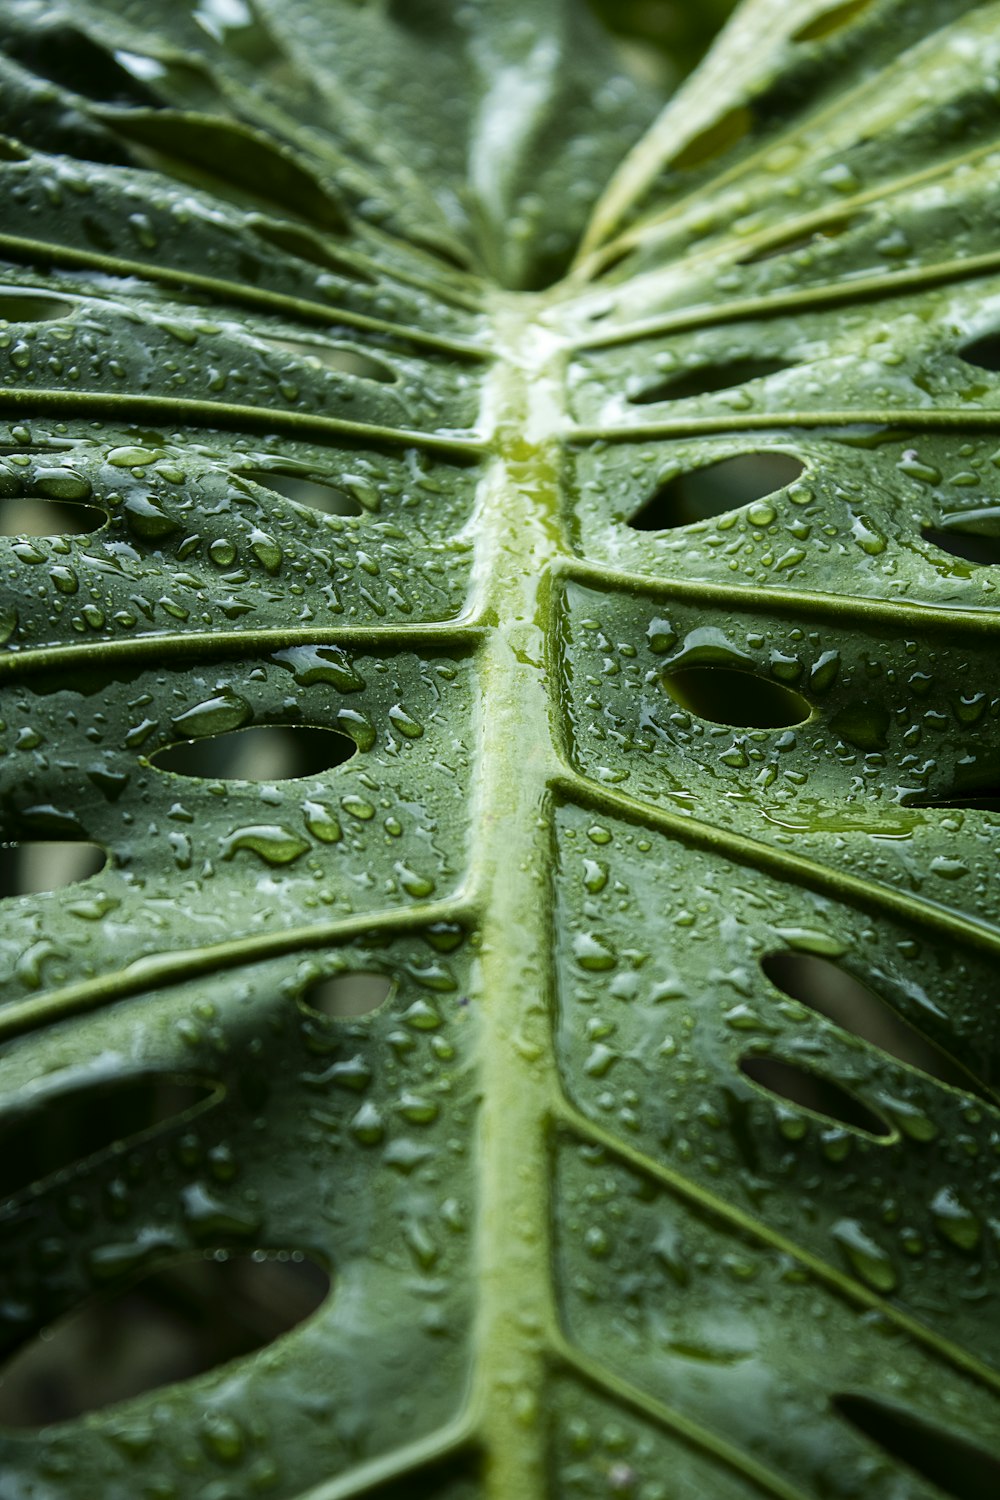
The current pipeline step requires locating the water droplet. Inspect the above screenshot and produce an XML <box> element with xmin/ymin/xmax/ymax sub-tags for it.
<box><xmin>336</xmin><ymin>708</ymin><xmax>377</xmax><ymax>752</ymax></box>
<box><xmin>49</xmin><ymin>564</ymin><xmax>78</xmax><ymax>593</ymax></box>
<box><xmin>832</xmin><ymin>1218</ymin><xmax>897</xmax><ymax>1291</ymax></box>
<box><xmin>403</xmin><ymin>1220</ymin><xmax>439</xmax><ymax>1269</ymax></box>
<box><xmin>349</xmin><ymin>1101</ymin><xmax>384</xmax><ymax>1144</ymax></box>
<box><xmin>341</xmin><ymin>794</ymin><xmax>375</xmax><ymax>821</ymax></box>
<box><xmin>303</xmin><ymin>800</ymin><xmax>342</xmax><ymax>842</ymax></box>
<box><xmin>219</xmin><ymin>824</ymin><xmax>309</xmax><ymax>865</ymax></box>
<box><xmin>395</xmin><ymin>862</ymin><xmax>435</xmax><ymax>897</ymax></box>
<box><xmin>388</xmin><ymin>704</ymin><xmax>424</xmax><ymax>738</ymax></box>
<box><xmin>180</xmin><ymin>1184</ymin><xmax>262</xmax><ymax>1238</ymax></box>
<box><xmin>122</xmin><ymin>494</ymin><xmax>180</xmax><ymax>541</ymax></box>
<box><xmin>172</xmin><ymin>691</ymin><xmax>251</xmax><ymax>739</ymax></box>
<box><xmin>584</xmin><ymin>1226</ymin><xmax>610</xmax><ymax>1258</ymax></box>
<box><xmin>397</xmin><ymin>1092</ymin><xmax>439</xmax><ymax>1125</ymax></box>
<box><xmin>401</xmin><ymin>999</ymin><xmax>443</xmax><ymax>1030</ymax></box>
<box><xmin>34</xmin><ymin>469</ymin><xmax>92</xmax><ymax>503</ymax></box>
<box><xmin>108</xmin><ymin>446</ymin><xmax>160</xmax><ymax>469</ymax></box>
<box><xmin>574</xmin><ymin>932</ymin><xmax>617</xmax><ymax>972</ymax></box>
<box><xmin>249</xmin><ymin>527</ymin><xmax>282</xmax><ymax>573</ymax></box>
<box><xmin>930</xmin><ymin>1187</ymin><xmax>981</xmax><ymax>1251</ymax></box>
<box><xmin>199</xmin><ymin>1411</ymin><xmax>245</xmax><ymax>1464</ymax></box>
<box><xmin>746</xmin><ymin>500</ymin><xmax>777</xmax><ymax>527</ymax></box>
<box><xmin>851</xmin><ymin>512</ymin><xmax>886</xmax><ymax>554</ymax></box>
<box><xmin>272</xmin><ymin>644</ymin><xmax>364</xmax><ymax>693</ymax></box>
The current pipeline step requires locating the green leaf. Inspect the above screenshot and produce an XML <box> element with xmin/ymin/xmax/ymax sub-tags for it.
<box><xmin>0</xmin><ymin>1</ymin><xmax>997</xmax><ymax>1497</ymax></box>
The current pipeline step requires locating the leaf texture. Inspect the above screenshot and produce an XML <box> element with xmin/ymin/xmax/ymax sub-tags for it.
<box><xmin>0</xmin><ymin>2</ymin><xmax>997</xmax><ymax>1498</ymax></box>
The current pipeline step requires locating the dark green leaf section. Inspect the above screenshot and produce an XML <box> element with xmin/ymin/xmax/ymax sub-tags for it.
<box><xmin>580</xmin><ymin>0</ymin><xmax>1000</xmax><ymax>268</ymax></box>
<box><xmin>0</xmin><ymin>0</ymin><xmax>663</xmax><ymax>289</ymax></box>
<box><xmin>0</xmin><ymin>2</ymin><xmax>998</xmax><ymax>1499</ymax></box>
<box><xmin>0</xmin><ymin>648</ymin><xmax>472</xmax><ymax>1006</ymax></box>
<box><xmin>554</xmin><ymin>1138</ymin><xmax>999</xmax><ymax>1496</ymax></box>
<box><xmin>0</xmin><ymin>6</ymin><xmax>499</xmax><ymax>1492</ymax></box>
<box><xmin>0</xmin><ymin>438</ymin><xmax>479</xmax><ymax>649</ymax></box>
<box><xmin>252</xmin><ymin>0</ymin><xmax>662</xmax><ymax>287</ymax></box>
<box><xmin>0</xmin><ymin>938</ymin><xmax>478</xmax><ymax>1495</ymax></box>
<box><xmin>553</xmin><ymin>805</ymin><xmax>998</xmax><ymax>1357</ymax></box>
<box><xmin>558</xmin><ymin>579</ymin><xmax>1000</xmax><ymax>941</ymax></box>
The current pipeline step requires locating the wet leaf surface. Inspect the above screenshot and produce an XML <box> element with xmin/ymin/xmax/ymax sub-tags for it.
<box><xmin>0</xmin><ymin>1</ymin><xmax>997</xmax><ymax>1497</ymax></box>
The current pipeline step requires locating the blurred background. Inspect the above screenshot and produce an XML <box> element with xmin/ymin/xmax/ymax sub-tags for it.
<box><xmin>589</xmin><ymin>0</ymin><xmax>742</xmax><ymax>89</ymax></box>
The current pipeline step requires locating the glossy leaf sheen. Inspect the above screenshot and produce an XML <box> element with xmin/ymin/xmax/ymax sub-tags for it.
<box><xmin>0</xmin><ymin>1</ymin><xmax>997</xmax><ymax>1497</ymax></box>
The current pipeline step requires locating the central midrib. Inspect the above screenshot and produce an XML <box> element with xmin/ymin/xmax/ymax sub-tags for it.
<box><xmin>468</xmin><ymin>290</ymin><xmax>570</xmax><ymax>1496</ymax></box>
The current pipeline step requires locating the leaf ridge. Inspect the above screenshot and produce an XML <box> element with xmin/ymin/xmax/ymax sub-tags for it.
<box><xmin>0</xmin><ymin>896</ymin><xmax>471</xmax><ymax>1043</ymax></box>
<box><xmin>0</xmin><ymin>387</ymin><xmax>486</xmax><ymax>453</ymax></box>
<box><xmin>560</xmin><ymin>557</ymin><xmax>1000</xmax><ymax>634</ymax></box>
<box><xmin>556</xmin><ymin>1105</ymin><xmax>1000</xmax><ymax>1396</ymax></box>
<box><xmin>552</xmin><ymin>1328</ymin><xmax>816</xmax><ymax>1500</ymax></box>
<box><xmin>553</xmin><ymin>773</ymin><xmax>1000</xmax><ymax>960</ymax></box>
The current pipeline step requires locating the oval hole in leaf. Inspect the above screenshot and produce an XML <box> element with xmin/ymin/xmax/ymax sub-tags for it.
<box><xmin>630</xmin><ymin>358</ymin><xmax>790</xmax><ymax>405</ymax></box>
<box><xmin>261</xmin><ymin>336</ymin><xmax>395</xmax><ymax>382</ymax></box>
<box><xmin>245</xmin><ymin>470</ymin><xmax>364</xmax><ymax>516</ymax></box>
<box><xmin>791</xmin><ymin>0</ymin><xmax>874</xmax><ymax>44</ymax></box>
<box><xmin>666</xmin><ymin>106</ymin><xmax>753</xmax><ymax>172</ymax></box>
<box><xmin>304</xmin><ymin>970</ymin><xmax>393</xmax><ymax>1019</ymax></box>
<box><xmin>0</xmin><ymin>497</ymin><xmax>104</xmax><ymax>536</ymax></box>
<box><xmin>628</xmin><ymin>453</ymin><xmax>804</xmax><ymax>529</ymax></box>
<box><xmin>0</xmin><ymin>1251</ymin><xmax>329</xmax><ymax>1428</ymax></box>
<box><xmin>762</xmin><ymin>950</ymin><xmax>989</xmax><ymax>1093</ymax></box>
<box><xmin>0</xmin><ymin>841</ymin><xmax>105</xmax><ymax>897</ymax></box>
<box><xmin>905</xmin><ymin>769</ymin><xmax>1000</xmax><ymax>814</ymax></box>
<box><xmin>0</xmin><ymin>1075</ymin><xmax>221</xmax><ymax>1200</ymax></box>
<box><xmin>833</xmin><ymin>1394</ymin><xmax>1000</xmax><ymax>1500</ymax></box>
<box><xmin>0</xmin><ymin>291</ymin><xmax>73</xmax><ymax>323</ymax></box>
<box><xmin>958</xmin><ymin>331</ymin><xmax>1000</xmax><ymax>371</ymax></box>
<box><xmin>152</xmin><ymin>725</ymin><xmax>355</xmax><ymax>781</ymax></box>
<box><xmin>740</xmin><ymin>1055</ymin><xmax>891</xmax><ymax>1137</ymax></box>
<box><xmin>662</xmin><ymin>668</ymin><xmax>810</xmax><ymax>728</ymax></box>
<box><xmin>738</xmin><ymin>216</ymin><xmax>857</xmax><ymax>265</ymax></box>
<box><xmin>922</xmin><ymin>524</ymin><xmax>1000</xmax><ymax>566</ymax></box>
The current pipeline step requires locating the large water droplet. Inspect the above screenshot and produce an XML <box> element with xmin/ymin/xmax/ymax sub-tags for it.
<box><xmin>170</xmin><ymin>691</ymin><xmax>251</xmax><ymax>739</ymax></box>
<box><xmin>831</xmin><ymin>1218</ymin><xmax>898</xmax><ymax>1291</ymax></box>
<box><xmin>219</xmin><ymin>824</ymin><xmax>310</xmax><ymax>865</ymax></box>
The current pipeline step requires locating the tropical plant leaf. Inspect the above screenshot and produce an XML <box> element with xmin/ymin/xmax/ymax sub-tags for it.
<box><xmin>0</xmin><ymin>1</ymin><xmax>997</xmax><ymax>1497</ymax></box>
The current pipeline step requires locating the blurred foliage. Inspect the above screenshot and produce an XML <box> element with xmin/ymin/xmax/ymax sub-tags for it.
<box><xmin>588</xmin><ymin>0</ymin><xmax>741</xmax><ymax>87</ymax></box>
